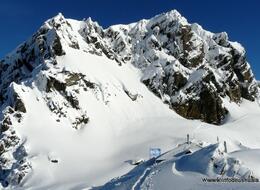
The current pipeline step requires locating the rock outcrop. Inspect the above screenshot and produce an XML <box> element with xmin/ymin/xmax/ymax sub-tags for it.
<box><xmin>78</xmin><ymin>10</ymin><xmax>258</xmax><ymax>124</ymax></box>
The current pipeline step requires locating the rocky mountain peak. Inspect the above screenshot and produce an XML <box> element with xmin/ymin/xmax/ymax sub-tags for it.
<box><xmin>1</xmin><ymin>10</ymin><xmax>259</xmax><ymax>125</ymax></box>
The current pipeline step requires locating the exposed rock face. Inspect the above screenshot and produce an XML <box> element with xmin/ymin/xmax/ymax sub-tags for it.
<box><xmin>0</xmin><ymin>13</ymin><xmax>78</xmax><ymax>107</ymax></box>
<box><xmin>46</xmin><ymin>76</ymin><xmax>66</xmax><ymax>93</ymax></box>
<box><xmin>37</xmin><ymin>70</ymin><xmax>92</xmax><ymax>128</ymax></box>
<box><xmin>10</xmin><ymin>90</ymin><xmax>26</xmax><ymax>113</ymax></box>
<box><xmin>0</xmin><ymin>108</ymin><xmax>31</xmax><ymax>187</ymax></box>
<box><xmin>82</xmin><ymin>11</ymin><xmax>257</xmax><ymax>124</ymax></box>
<box><xmin>173</xmin><ymin>85</ymin><xmax>228</xmax><ymax>124</ymax></box>
<box><xmin>77</xmin><ymin>10</ymin><xmax>258</xmax><ymax>124</ymax></box>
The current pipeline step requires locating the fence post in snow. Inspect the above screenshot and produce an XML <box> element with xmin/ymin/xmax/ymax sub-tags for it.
<box><xmin>217</xmin><ymin>136</ymin><xmax>219</xmax><ymax>143</ymax></box>
<box><xmin>224</xmin><ymin>141</ymin><xmax>227</xmax><ymax>153</ymax></box>
<box><xmin>187</xmin><ymin>134</ymin><xmax>190</xmax><ymax>144</ymax></box>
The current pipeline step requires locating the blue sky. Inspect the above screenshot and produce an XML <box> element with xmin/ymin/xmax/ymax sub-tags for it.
<box><xmin>0</xmin><ymin>0</ymin><xmax>259</xmax><ymax>78</ymax></box>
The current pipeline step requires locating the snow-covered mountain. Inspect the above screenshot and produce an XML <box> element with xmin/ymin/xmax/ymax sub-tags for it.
<box><xmin>0</xmin><ymin>10</ymin><xmax>260</xmax><ymax>189</ymax></box>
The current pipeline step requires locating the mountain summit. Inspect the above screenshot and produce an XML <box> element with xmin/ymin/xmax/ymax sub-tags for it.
<box><xmin>0</xmin><ymin>10</ymin><xmax>259</xmax><ymax>189</ymax></box>
<box><xmin>1</xmin><ymin>11</ymin><xmax>258</xmax><ymax>125</ymax></box>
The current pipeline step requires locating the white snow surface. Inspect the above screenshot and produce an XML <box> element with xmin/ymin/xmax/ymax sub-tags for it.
<box><xmin>10</xmin><ymin>48</ymin><xmax>260</xmax><ymax>190</ymax></box>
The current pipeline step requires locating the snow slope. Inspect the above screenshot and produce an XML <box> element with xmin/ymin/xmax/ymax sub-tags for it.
<box><xmin>14</xmin><ymin>62</ymin><xmax>260</xmax><ymax>190</ymax></box>
<box><xmin>14</xmin><ymin>49</ymin><xmax>179</xmax><ymax>189</ymax></box>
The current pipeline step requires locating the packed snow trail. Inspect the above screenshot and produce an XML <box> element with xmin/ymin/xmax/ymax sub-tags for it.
<box><xmin>98</xmin><ymin>142</ymin><xmax>260</xmax><ymax>190</ymax></box>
